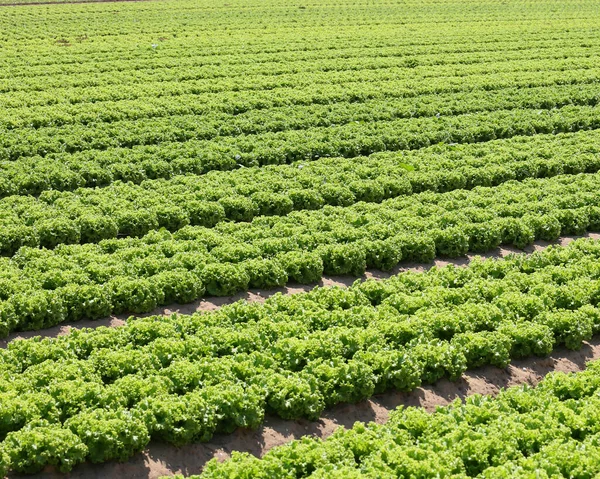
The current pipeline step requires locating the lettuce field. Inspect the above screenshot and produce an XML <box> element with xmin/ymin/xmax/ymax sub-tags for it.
<box><xmin>1</xmin><ymin>0</ymin><xmax>600</xmax><ymax>477</ymax></box>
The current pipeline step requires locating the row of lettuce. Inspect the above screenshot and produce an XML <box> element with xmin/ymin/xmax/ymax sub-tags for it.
<box><xmin>4</xmin><ymin>25</ymin><xmax>588</xmax><ymax>72</ymax></box>
<box><xmin>17</xmin><ymin>0</ymin><xmax>580</xmax><ymax>44</ymax></box>
<box><xmin>3</xmin><ymin>25</ymin><xmax>594</xmax><ymax>95</ymax></box>
<box><xmin>1</xmin><ymin>129</ymin><xmax>598</xmax><ymax>252</ymax></box>
<box><xmin>3</xmin><ymin>77</ymin><xmax>600</xmax><ymax>161</ymax></box>
<box><xmin>1</xmin><ymin>238</ymin><xmax>600</xmax><ymax>473</ymax></box>
<box><xmin>1</xmin><ymin>172</ymin><xmax>600</xmax><ymax>334</ymax></box>
<box><xmin>4</xmin><ymin>54</ymin><xmax>598</xmax><ymax>129</ymax></box>
<box><xmin>3</xmin><ymin>170</ymin><xmax>600</xmax><ymax>333</ymax></box>
<box><xmin>173</xmin><ymin>359</ymin><xmax>600</xmax><ymax>478</ymax></box>
<box><xmin>3</xmin><ymin>101</ymin><xmax>600</xmax><ymax>198</ymax></box>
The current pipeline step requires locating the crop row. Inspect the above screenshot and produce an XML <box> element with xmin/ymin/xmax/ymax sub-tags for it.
<box><xmin>0</xmin><ymin>16</ymin><xmax>594</xmax><ymax>72</ymax></box>
<box><xmin>1</xmin><ymin>36</ymin><xmax>596</xmax><ymax>98</ymax></box>
<box><xmin>1</xmin><ymin>129</ymin><xmax>599</xmax><ymax>253</ymax></box>
<box><xmin>2</xmin><ymin>39</ymin><xmax>596</xmax><ymax>105</ymax></box>
<box><xmin>176</xmin><ymin>359</ymin><xmax>600</xmax><ymax>478</ymax></box>
<box><xmin>3</xmin><ymin>101</ymin><xmax>600</xmax><ymax>197</ymax></box>
<box><xmin>1</xmin><ymin>237</ymin><xmax>599</xmax><ymax>473</ymax></box>
<box><xmin>1</xmin><ymin>172</ymin><xmax>600</xmax><ymax>334</ymax></box>
<box><xmin>3</xmin><ymin>17</ymin><xmax>588</xmax><ymax>64</ymax></box>
<box><xmin>4</xmin><ymin>0</ymin><xmax>595</xmax><ymax>52</ymax></box>
<box><xmin>6</xmin><ymin>73</ymin><xmax>600</xmax><ymax>159</ymax></box>
<box><xmin>1</xmin><ymin>0</ymin><xmax>112</xmax><ymax>3</ymax></box>
<box><xmin>2</xmin><ymin>22</ymin><xmax>592</xmax><ymax>80</ymax></box>
<box><xmin>5</xmin><ymin>52</ymin><xmax>598</xmax><ymax>125</ymax></box>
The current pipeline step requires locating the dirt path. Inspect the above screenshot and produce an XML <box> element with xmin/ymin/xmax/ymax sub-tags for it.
<box><xmin>12</xmin><ymin>336</ymin><xmax>600</xmax><ymax>479</ymax></box>
<box><xmin>2</xmin><ymin>232</ymin><xmax>598</xmax><ymax>349</ymax></box>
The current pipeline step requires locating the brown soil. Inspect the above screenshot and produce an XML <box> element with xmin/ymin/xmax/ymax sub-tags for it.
<box><xmin>2</xmin><ymin>232</ymin><xmax>598</xmax><ymax>349</ymax></box>
<box><xmin>12</xmin><ymin>337</ymin><xmax>600</xmax><ymax>479</ymax></box>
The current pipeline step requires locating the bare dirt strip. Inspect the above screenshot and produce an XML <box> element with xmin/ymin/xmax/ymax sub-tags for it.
<box><xmin>2</xmin><ymin>232</ymin><xmax>599</xmax><ymax>349</ymax></box>
<box><xmin>11</xmin><ymin>338</ymin><xmax>600</xmax><ymax>479</ymax></box>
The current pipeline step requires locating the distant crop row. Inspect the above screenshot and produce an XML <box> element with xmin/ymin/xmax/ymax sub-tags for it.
<box><xmin>2</xmin><ymin>43</ymin><xmax>595</xmax><ymax>103</ymax></box>
<box><xmin>3</xmin><ymin>28</ymin><xmax>593</xmax><ymax>74</ymax></box>
<box><xmin>5</xmin><ymin>74</ymin><xmax>600</xmax><ymax>160</ymax></box>
<box><xmin>2</xmin><ymin>0</ymin><xmax>596</xmax><ymax>59</ymax></box>
<box><xmin>4</xmin><ymin>68</ymin><xmax>597</xmax><ymax>146</ymax></box>
<box><xmin>0</xmin><ymin>13</ymin><xmax>595</xmax><ymax>79</ymax></box>
<box><xmin>5</xmin><ymin>55</ymin><xmax>598</xmax><ymax>126</ymax></box>
<box><xmin>1</xmin><ymin>129</ymin><xmax>598</xmax><ymax>254</ymax></box>
<box><xmin>1</xmin><ymin>172</ymin><xmax>600</xmax><ymax>334</ymax></box>
<box><xmin>1</xmin><ymin>238</ymin><xmax>599</xmax><ymax>473</ymax></box>
<box><xmin>3</xmin><ymin>102</ymin><xmax>600</xmax><ymax>197</ymax></box>
<box><xmin>3</xmin><ymin>29</ymin><xmax>591</xmax><ymax>83</ymax></box>
<box><xmin>0</xmin><ymin>0</ymin><xmax>103</xmax><ymax>4</ymax></box>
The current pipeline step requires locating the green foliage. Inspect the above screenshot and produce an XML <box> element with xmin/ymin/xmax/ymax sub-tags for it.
<box><xmin>0</xmin><ymin>301</ymin><xmax>17</xmax><ymax>338</ymax></box>
<box><xmin>525</xmin><ymin>214</ymin><xmax>562</xmax><ymax>241</ymax></box>
<box><xmin>116</xmin><ymin>210</ymin><xmax>159</xmax><ymax>238</ymax></box>
<box><xmin>434</xmin><ymin>227</ymin><xmax>470</xmax><ymax>257</ymax></box>
<box><xmin>498</xmin><ymin>322</ymin><xmax>554</xmax><ymax>358</ymax></box>
<box><xmin>136</xmin><ymin>392</ymin><xmax>217</xmax><ymax>446</ymax></box>
<box><xmin>278</xmin><ymin>251</ymin><xmax>324</xmax><ymax>284</ymax></box>
<box><xmin>0</xmin><ymin>226</ymin><xmax>38</xmax><ymax>256</ymax></box>
<box><xmin>320</xmin><ymin>185</ymin><xmax>355</xmax><ymax>206</ymax></box>
<box><xmin>185</xmin><ymin>201</ymin><xmax>226</xmax><ymax>227</ymax></box>
<box><xmin>349</xmin><ymin>180</ymin><xmax>385</xmax><ymax>203</ymax></box>
<box><xmin>289</xmin><ymin>189</ymin><xmax>325</xmax><ymax>211</ymax></box>
<box><xmin>36</xmin><ymin>218</ymin><xmax>81</xmax><ymax>249</ymax></box>
<box><xmin>65</xmin><ymin>409</ymin><xmax>149</xmax><ymax>463</ymax></box>
<box><xmin>155</xmin><ymin>205</ymin><xmax>190</xmax><ymax>231</ymax></box>
<box><xmin>499</xmin><ymin>218</ymin><xmax>535</xmax><ymax>249</ymax></box>
<box><xmin>355</xmin><ymin>349</ymin><xmax>422</xmax><ymax>393</ymax></box>
<box><xmin>539</xmin><ymin>309</ymin><xmax>593</xmax><ymax>350</ymax></box>
<box><xmin>219</xmin><ymin>196</ymin><xmax>258</xmax><ymax>222</ymax></box>
<box><xmin>304</xmin><ymin>358</ymin><xmax>375</xmax><ymax>407</ymax></box>
<box><xmin>77</xmin><ymin>215</ymin><xmax>119</xmax><ymax>244</ymax></box>
<box><xmin>200</xmin><ymin>263</ymin><xmax>250</xmax><ymax>296</ymax></box>
<box><xmin>363</xmin><ymin>238</ymin><xmax>403</xmax><ymax>271</ymax></box>
<box><xmin>264</xmin><ymin>372</ymin><xmax>325</xmax><ymax>420</ymax></box>
<box><xmin>555</xmin><ymin>208</ymin><xmax>590</xmax><ymax>236</ymax></box>
<box><xmin>464</xmin><ymin>222</ymin><xmax>503</xmax><ymax>253</ymax></box>
<box><xmin>11</xmin><ymin>290</ymin><xmax>66</xmax><ymax>330</ymax></box>
<box><xmin>58</xmin><ymin>284</ymin><xmax>111</xmax><ymax>322</ymax></box>
<box><xmin>107</xmin><ymin>277</ymin><xmax>162</xmax><ymax>314</ymax></box>
<box><xmin>2</xmin><ymin>238</ymin><xmax>600</xmax><ymax>474</ymax></box>
<box><xmin>412</xmin><ymin>340</ymin><xmax>467</xmax><ymax>384</ymax></box>
<box><xmin>152</xmin><ymin>270</ymin><xmax>205</xmax><ymax>304</ymax></box>
<box><xmin>1</xmin><ymin>172</ymin><xmax>600</xmax><ymax>331</ymax></box>
<box><xmin>251</xmin><ymin>192</ymin><xmax>294</xmax><ymax>216</ymax></box>
<box><xmin>244</xmin><ymin>259</ymin><xmax>288</xmax><ymax>289</ymax></box>
<box><xmin>192</xmin><ymin>361</ymin><xmax>600</xmax><ymax>478</ymax></box>
<box><xmin>452</xmin><ymin>331</ymin><xmax>512</xmax><ymax>368</ymax></box>
<box><xmin>319</xmin><ymin>243</ymin><xmax>367</xmax><ymax>276</ymax></box>
<box><xmin>2</xmin><ymin>425</ymin><xmax>88</xmax><ymax>474</ymax></box>
<box><xmin>397</xmin><ymin>234</ymin><xmax>436</xmax><ymax>263</ymax></box>
<box><xmin>4</xmin><ymin>1</ymin><xmax>600</xmax><ymax>474</ymax></box>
